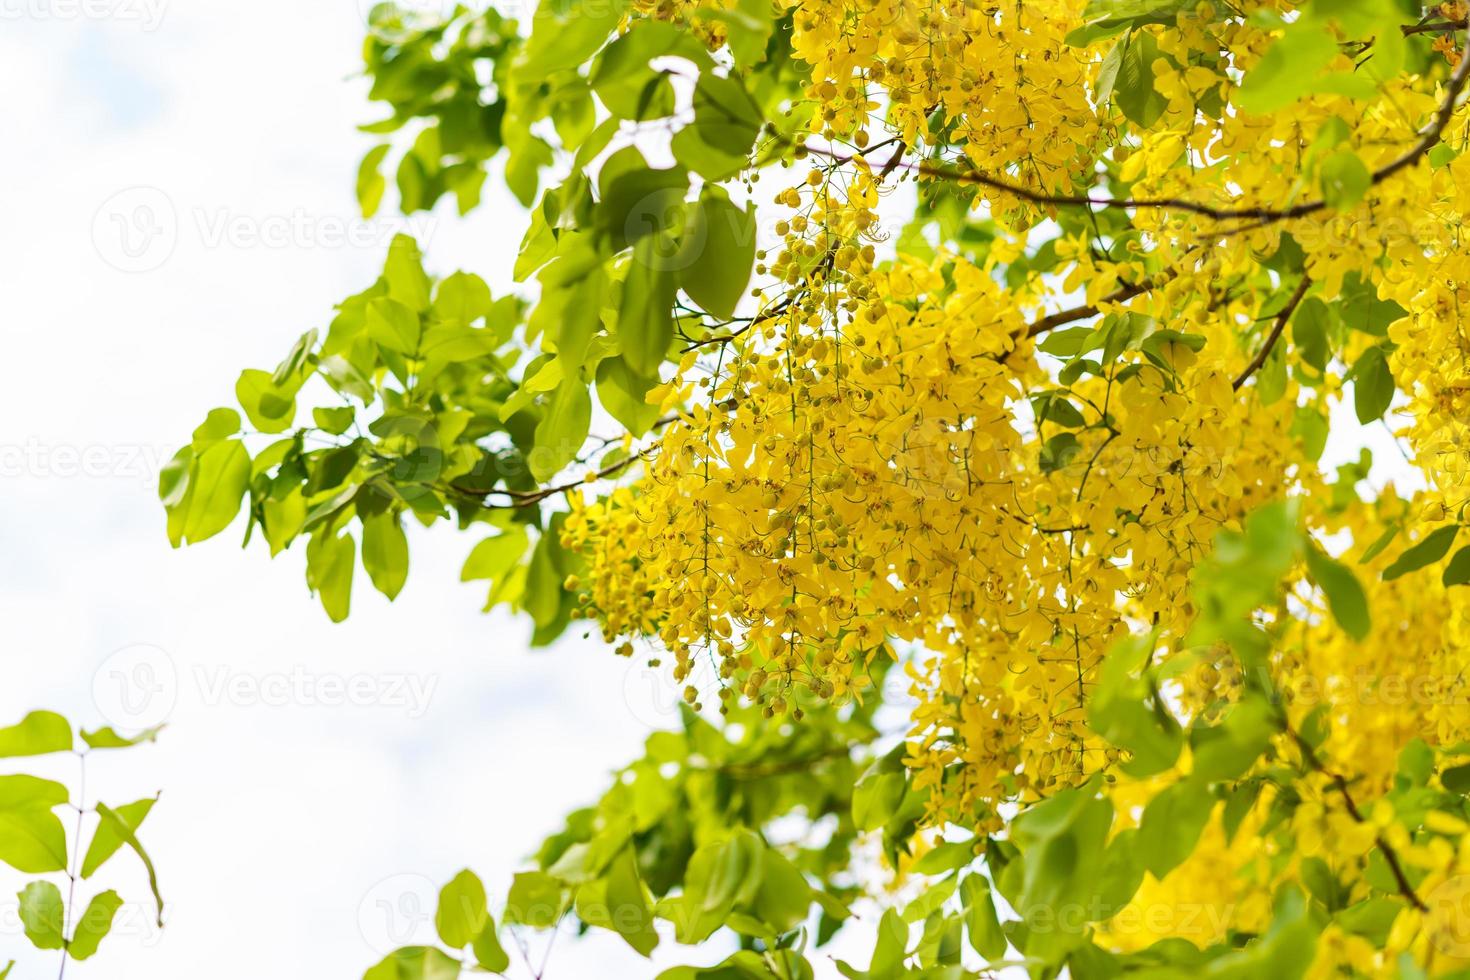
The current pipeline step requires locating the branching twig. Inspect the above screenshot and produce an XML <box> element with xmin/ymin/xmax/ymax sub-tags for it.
<box><xmin>1233</xmin><ymin>276</ymin><xmax>1313</xmax><ymax>390</ymax></box>
<box><xmin>1288</xmin><ymin>728</ymin><xmax>1427</xmax><ymax>911</ymax></box>
<box><xmin>786</xmin><ymin>33</ymin><xmax>1470</xmax><ymax>228</ymax></box>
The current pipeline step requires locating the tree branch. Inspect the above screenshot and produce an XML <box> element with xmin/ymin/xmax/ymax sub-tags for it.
<box><xmin>1289</xmin><ymin>728</ymin><xmax>1427</xmax><ymax>911</ymax></box>
<box><xmin>1233</xmin><ymin>276</ymin><xmax>1313</xmax><ymax>390</ymax></box>
<box><xmin>788</xmin><ymin>31</ymin><xmax>1470</xmax><ymax>228</ymax></box>
<box><xmin>1402</xmin><ymin>17</ymin><xmax>1467</xmax><ymax>37</ymax></box>
<box><xmin>1025</xmin><ymin>275</ymin><xmax>1170</xmax><ymax>340</ymax></box>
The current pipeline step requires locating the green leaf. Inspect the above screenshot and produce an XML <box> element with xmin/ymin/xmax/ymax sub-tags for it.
<box><xmin>357</xmin><ymin>144</ymin><xmax>391</xmax><ymax>219</ymax></box>
<box><xmin>82</xmin><ymin>798</ymin><xmax>156</xmax><ymax>880</ymax></box>
<box><xmin>1136</xmin><ymin>778</ymin><xmax>1213</xmax><ymax>878</ymax></box>
<box><xmin>462</xmin><ymin>528</ymin><xmax>530</xmax><ymax>585</ymax></box>
<box><xmin>619</xmin><ymin>236</ymin><xmax>679</xmax><ymax>376</ymax></box>
<box><xmin>852</xmin><ymin>769</ymin><xmax>906</xmax><ymax>831</ymax></box>
<box><xmin>1237</xmin><ymin>25</ymin><xmax>1340</xmax><ymax>113</ymax></box>
<box><xmin>1291</xmin><ymin>297</ymin><xmax>1331</xmax><ymax>371</ymax></box>
<box><xmin>591</xmin><ymin>23</ymin><xmax>701</xmax><ymax>119</ymax></box>
<box><xmin>679</xmin><ymin>188</ymin><xmax>756</xmax><ymax>319</ymax></box>
<box><xmin>68</xmin><ymin>890</ymin><xmax>123</xmax><ymax>961</ymax></box>
<box><xmin>384</xmin><ymin>234</ymin><xmax>432</xmax><ymax>312</ymax></box>
<box><xmin>0</xmin><ymin>809</ymin><xmax>68</xmax><ymax>873</ymax></box>
<box><xmin>17</xmin><ymin>880</ymin><xmax>64</xmax><ymax>951</ymax></box>
<box><xmin>433</xmin><ymin>272</ymin><xmax>492</xmax><ymax>325</ymax></box>
<box><xmin>80</xmin><ymin>725</ymin><xmax>164</xmax><ymax>751</ymax></box>
<box><xmin>1383</xmin><ymin>525</ymin><xmax>1459</xmax><ymax>581</ymax></box>
<box><xmin>517</xmin><ymin>0</ymin><xmax>630</xmax><ymax>77</ymax></box>
<box><xmin>472</xmin><ymin>916</ymin><xmax>511</xmax><ymax>973</ymax></box>
<box><xmin>532</xmin><ymin>378</ymin><xmax>593</xmax><ymax>481</ymax></box>
<box><xmin>595</xmin><ymin>356</ymin><xmax>662</xmax><ymax>435</ymax></box>
<box><xmin>313</xmin><ymin>406</ymin><xmax>356</xmax><ymax>435</ymax></box>
<box><xmin>176</xmin><ymin>440</ymin><xmax>251</xmax><ymax>545</ymax></box>
<box><xmin>436</xmin><ymin>869</ymin><xmax>488</xmax><ymax>949</ymax></box>
<box><xmin>911</xmin><ymin>840</ymin><xmax>975</xmax><ymax>876</ymax></box>
<box><xmin>191</xmin><ymin>407</ymin><xmax>241</xmax><ymax>448</ymax></box>
<box><xmin>1095</xmin><ymin>36</ymin><xmax>1126</xmax><ymax>104</ymax></box>
<box><xmin>596</xmin><ymin>153</ymin><xmax>689</xmax><ymax>252</ymax></box>
<box><xmin>1291</xmin><ymin>406</ymin><xmax>1329</xmax><ymax>462</ymax></box>
<box><xmin>505</xmin><ymin>871</ymin><xmax>566</xmax><ymax>928</ymax></box>
<box><xmin>235</xmin><ymin>369</ymin><xmax>299</xmax><ymax>434</ymax></box>
<box><xmin>307</xmin><ymin>531</ymin><xmax>356</xmax><ymax>623</ymax></box>
<box><xmin>1346</xmin><ymin>345</ymin><xmax>1393</xmax><ymax>423</ymax></box>
<box><xmin>869</xmin><ymin>908</ymin><xmax>910</xmax><ymax>976</ymax></box>
<box><xmin>1320</xmin><ymin>150</ymin><xmax>1371</xmax><ymax>211</ymax></box>
<box><xmin>1115</xmin><ymin>31</ymin><xmax>1166</xmax><ymax>128</ymax></box>
<box><xmin>1189</xmin><ymin>696</ymin><xmax>1277</xmax><ymax>782</ymax></box>
<box><xmin>0</xmin><ymin>775</ymin><xmax>68</xmax><ymax>810</ymax></box>
<box><xmin>0</xmin><ymin>712</ymin><xmax>72</xmax><ymax>757</ymax></box>
<box><xmin>703</xmin><ymin>833</ymin><xmax>764</xmax><ymax>914</ymax></box>
<box><xmin>362</xmin><ymin>513</ymin><xmax>409</xmax><ymax>601</ymax></box>
<box><xmin>605</xmin><ymin>846</ymin><xmax>659</xmax><ymax>955</ymax></box>
<box><xmin>1444</xmin><ymin>545</ymin><xmax>1470</xmax><ymax>587</ymax></box>
<box><xmin>671</xmin><ymin>74</ymin><xmax>764</xmax><ymax>181</ymax></box>
<box><xmin>367</xmin><ymin>297</ymin><xmax>423</xmax><ymax>355</ymax></box>
<box><xmin>1443</xmin><ymin>763</ymin><xmax>1470</xmax><ymax>794</ymax></box>
<box><xmin>1304</xmin><ymin>545</ymin><xmax>1371</xmax><ymax>641</ymax></box>
<box><xmin>752</xmin><ymin>847</ymin><xmax>812</xmax><ymax>935</ymax></box>
<box><xmin>362</xmin><ymin>946</ymin><xmax>461</xmax><ymax>980</ymax></box>
<box><xmin>711</xmin><ymin>0</ymin><xmax>776</xmax><ymax>66</ymax></box>
<box><xmin>94</xmin><ymin>802</ymin><xmax>164</xmax><ymax>926</ymax></box>
<box><xmin>960</xmin><ymin>873</ymin><xmax>1006</xmax><ymax>961</ymax></box>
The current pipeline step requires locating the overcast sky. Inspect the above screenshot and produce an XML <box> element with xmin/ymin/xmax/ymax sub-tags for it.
<box><xmin>0</xmin><ymin>2</ymin><xmax>733</xmax><ymax>976</ymax></box>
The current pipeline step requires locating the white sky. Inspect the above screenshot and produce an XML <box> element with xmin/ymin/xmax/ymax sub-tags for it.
<box><xmin>0</xmin><ymin>2</ymin><xmax>733</xmax><ymax>977</ymax></box>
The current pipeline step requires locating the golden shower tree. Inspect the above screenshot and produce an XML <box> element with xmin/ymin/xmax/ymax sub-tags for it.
<box><xmin>165</xmin><ymin>0</ymin><xmax>1470</xmax><ymax>975</ymax></box>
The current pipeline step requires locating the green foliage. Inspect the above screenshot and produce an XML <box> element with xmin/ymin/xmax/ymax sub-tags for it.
<box><xmin>0</xmin><ymin>710</ymin><xmax>163</xmax><ymax>968</ymax></box>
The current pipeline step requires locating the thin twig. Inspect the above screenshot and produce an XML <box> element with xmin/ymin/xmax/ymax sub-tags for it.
<box><xmin>1025</xmin><ymin>276</ymin><xmax>1169</xmax><ymax>339</ymax></box>
<box><xmin>1233</xmin><ymin>276</ymin><xmax>1313</xmax><ymax>390</ymax></box>
<box><xmin>1289</xmin><ymin>728</ymin><xmax>1427</xmax><ymax>910</ymax></box>
<box><xmin>785</xmin><ymin>33</ymin><xmax>1470</xmax><ymax>228</ymax></box>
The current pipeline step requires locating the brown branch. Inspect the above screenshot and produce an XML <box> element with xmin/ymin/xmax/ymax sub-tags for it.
<box><xmin>1025</xmin><ymin>276</ymin><xmax>1168</xmax><ymax>339</ymax></box>
<box><xmin>1403</xmin><ymin>17</ymin><xmax>1467</xmax><ymax>36</ymax></box>
<box><xmin>788</xmin><ymin>30</ymin><xmax>1470</xmax><ymax>228</ymax></box>
<box><xmin>680</xmin><ymin>295</ymin><xmax>793</xmax><ymax>352</ymax></box>
<box><xmin>1233</xmin><ymin>275</ymin><xmax>1313</xmax><ymax>390</ymax></box>
<box><xmin>1289</xmin><ymin>728</ymin><xmax>1427</xmax><ymax>911</ymax></box>
<box><xmin>449</xmin><ymin>447</ymin><xmax>651</xmax><ymax>510</ymax></box>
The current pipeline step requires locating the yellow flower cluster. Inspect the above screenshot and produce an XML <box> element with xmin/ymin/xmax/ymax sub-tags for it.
<box><xmin>570</xmin><ymin>0</ymin><xmax>1470</xmax><ymax>960</ymax></box>
<box><xmin>786</xmin><ymin>0</ymin><xmax>1103</xmax><ymax>194</ymax></box>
